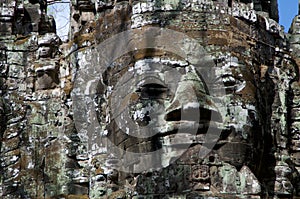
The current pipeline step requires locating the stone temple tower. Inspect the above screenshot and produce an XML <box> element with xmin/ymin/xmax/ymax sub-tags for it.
<box><xmin>1</xmin><ymin>0</ymin><xmax>300</xmax><ymax>198</ymax></box>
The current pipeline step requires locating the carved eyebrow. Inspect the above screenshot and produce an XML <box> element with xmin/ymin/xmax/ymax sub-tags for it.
<box><xmin>137</xmin><ymin>83</ymin><xmax>169</xmax><ymax>100</ymax></box>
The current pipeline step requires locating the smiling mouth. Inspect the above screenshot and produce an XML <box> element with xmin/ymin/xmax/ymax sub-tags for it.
<box><xmin>155</xmin><ymin>105</ymin><xmax>222</xmax><ymax>137</ymax></box>
<box><xmin>108</xmin><ymin>116</ymin><xmax>225</xmax><ymax>154</ymax></box>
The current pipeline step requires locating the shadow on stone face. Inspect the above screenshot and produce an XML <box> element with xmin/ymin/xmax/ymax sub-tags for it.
<box><xmin>13</xmin><ymin>8</ymin><xmax>33</xmax><ymax>36</ymax></box>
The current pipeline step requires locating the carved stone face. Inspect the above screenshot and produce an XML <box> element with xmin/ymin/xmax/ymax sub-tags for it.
<box><xmin>35</xmin><ymin>65</ymin><xmax>59</xmax><ymax>90</ymax></box>
<box><xmin>100</xmin><ymin>58</ymin><xmax>216</xmax><ymax>171</ymax></box>
<box><xmin>95</xmin><ymin>52</ymin><xmax>262</xmax><ymax>195</ymax></box>
<box><xmin>38</xmin><ymin>46</ymin><xmax>52</xmax><ymax>58</ymax></box>
<box><xmin>78</xmin><ymin>1</ymin><xmax>279</xmax><ymax>196</ymax></box>
<box><xmin>104</xmin><ymin>55</ymin><xmax>258</xmax><ymax>150</ymax></box>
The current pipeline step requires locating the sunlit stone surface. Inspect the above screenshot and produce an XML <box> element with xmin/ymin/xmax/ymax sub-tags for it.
<box><xmin>1</xmin><ymin>0</ymin><xmax>300</xmax><ymax>198</ymax></box>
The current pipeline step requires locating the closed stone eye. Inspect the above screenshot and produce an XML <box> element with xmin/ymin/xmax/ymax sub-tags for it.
<box><xmin>137</xmin><ymin>83</ymin><xmax>168</xmax><ymax>99</ymax></box>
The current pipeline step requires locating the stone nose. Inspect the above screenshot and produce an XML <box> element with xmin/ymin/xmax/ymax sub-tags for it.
<box><xmin>164</xmin><ymin>80</ymin><xmax>220</xmax><ymax>123</ymax></box>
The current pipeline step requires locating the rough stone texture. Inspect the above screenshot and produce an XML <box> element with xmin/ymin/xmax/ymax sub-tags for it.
<box><xmin>1</xmin><ymin>0</ymin><xmax>300</xmax><ymax>198</ymax></box>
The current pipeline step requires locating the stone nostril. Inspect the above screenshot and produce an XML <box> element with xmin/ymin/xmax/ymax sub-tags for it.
<box><xmin>198</xmin><ymin>108</ymin><xmax>212</xmax><ymax>122</ymax></box>
<box><xmin>165</xmin><ymin>108</ymin><xmax>181</xmax><ymax>121</ymax></box>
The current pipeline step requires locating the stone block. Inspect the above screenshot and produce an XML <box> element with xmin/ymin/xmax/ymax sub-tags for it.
<box><xmin>0</xmin><ymin>7</ymin><xmax>14</xmax><ymax>21</ymax></box>
<box><xmin>0</xmin><ymin>63</ymin><xmax>8</xmax><ymax>76</ymax></box>
<box><xmin>8</xmin><ymin>64</ymin><xmax>26</xmax><ymax>79</ymax></box>
<box><xmin>24</xmin><ymin>4</ymin><xmax>40</xmax><ymax>32</ymax></box>
<box><xmin>291</xmin><ymin>139</ymin><xmax>300</xmax><ymax>151</ymax></box>
<box><xmin>37</xmin><ymin>33</ymin><xmax>61</xmax><ymax>58</ymax></box>
<box><xmin>81</xmin><ymin>11</ymin><xmax>95</xmax><ymax>22</ymax></box>
<box><xmin>217</xmin><ymin>142</ymin><xmax>250</xmax><ymax>168</ymax></box>
<box><xmin>0</xmin><ymin>22</ymin><xmax>12</xmax><ymax>35</ymax></box>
